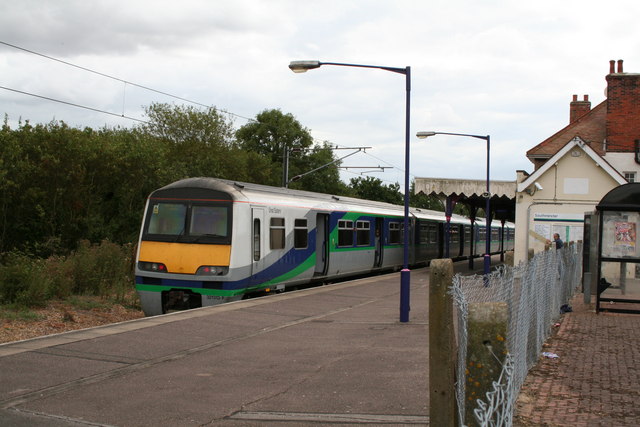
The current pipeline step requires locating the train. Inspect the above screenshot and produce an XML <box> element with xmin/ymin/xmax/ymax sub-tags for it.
<box><xmin>134</xmin><ymin>178</ymin><xmax>514</xmax><ymax>316</ymax></box>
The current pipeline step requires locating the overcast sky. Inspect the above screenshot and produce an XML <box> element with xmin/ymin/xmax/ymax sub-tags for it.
<box><xmin>2</xmin><ymin>1</ymin><xmax>639</xmax><ymax>190</ymax></box>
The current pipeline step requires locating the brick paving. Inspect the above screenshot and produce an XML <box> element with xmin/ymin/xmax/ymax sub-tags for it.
<box><xmin>515</xmin><ymin>294</ymin><xmax>640</xmax><ymax>426</ymax></box>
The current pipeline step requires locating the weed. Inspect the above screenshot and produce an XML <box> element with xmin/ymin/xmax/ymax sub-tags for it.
<box><xmin>0</xmin><ymin>241</ymin><xmax>136</xmax><ymax>309</ymax></box>
<box><xmin>0</xmin><ymin>305</ymin><xmax>44</xmax><ymax>322</ymax></box>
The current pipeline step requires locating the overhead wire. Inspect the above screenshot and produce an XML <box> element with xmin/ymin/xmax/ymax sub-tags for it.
<box><xmin>0</xmin><ymin>85</ymin><xmax>151</xmax><ymax>124</ymax></box>
<box><xmin>0</xmin><ymin>40</ymin><xmax>255</xmax><ymax>123</ymax></box>
<box><xmin>1</xmin><ymin>40</ymin><xmax>404</xmax><ymax>182</ymax></box>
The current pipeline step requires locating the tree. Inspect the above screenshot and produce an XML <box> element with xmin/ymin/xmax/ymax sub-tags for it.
<box><xmin>140</xmin><ymin>102</ymin><xmax>235</xmax><ymax>147</ymax></box>
<box><xmin>292</xmin><ymin>142</ymin><xmax>351</xmax><ymax>195</ymax></box>
<box><xmin>236</xmin><ymin>109</ymin><xmax>345</xmax><ymax>192</ymax></box>
<box><xmin>236</xmin><ymin>109</ymin><xmax>314</xmax><ymax>161</ymax></box>
<box><xmin>410</xmin><ymin>180</ymin><xmax>445</xmax><ymax>211</ymax></box>
<box><xmin>349</xmin><ymin>176</ymin><xmax>402</xmax><ymax>205</ymax></box>
<box><xmin>0</xmin><ymin>117</ymin><xmax>179</xmax><ymax>255</ymax></box>
<box><xmin>139</xmin><ymin>103</ymin><xmax>238</xmax><ymax>179</ymax></box>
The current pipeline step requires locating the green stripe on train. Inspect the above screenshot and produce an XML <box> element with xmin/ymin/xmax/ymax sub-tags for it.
<box><xmin>135</xmin><ymin>254</ymin><xmax>317</xmax><ymax>295</ymax></box>
<box><xmin>262</xmin><ymin>253</ymin><xmax>316</xmax><ymax>286</ymax></box>
<box><xmin>135</xmin><ymin>284</ymin><xmax>245</xmax><ymax>297</ymax></box>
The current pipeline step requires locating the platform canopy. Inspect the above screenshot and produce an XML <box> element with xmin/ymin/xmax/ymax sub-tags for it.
<box><xmin>414</xmin><ymin>177</ymin><xmax>517</xmax><ymax>222</ymax></box>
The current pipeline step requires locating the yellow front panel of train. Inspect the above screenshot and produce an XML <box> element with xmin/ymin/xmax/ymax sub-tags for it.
<box><xmin>139</xmin><ymin>241</ymin><xmax>231</xmax><ymax>274</ymax></box>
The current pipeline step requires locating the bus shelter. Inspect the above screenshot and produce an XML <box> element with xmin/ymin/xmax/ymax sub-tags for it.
<box><xmin>596</xmin><ymin>183</ymin><xmax>640</xmax><ymax>314</ymax></box>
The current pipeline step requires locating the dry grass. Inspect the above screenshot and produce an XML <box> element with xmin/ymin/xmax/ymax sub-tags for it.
<box><xmin>0</xmin><ymin>297</ymin><xmax>144</xmax><ymax>344</ymax></box>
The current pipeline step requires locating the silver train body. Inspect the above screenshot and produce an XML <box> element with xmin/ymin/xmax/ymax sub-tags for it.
<box><xmin>135</xmin><ymin>178</ymin><xmax>514</xmax><ymax>316</ymax></box>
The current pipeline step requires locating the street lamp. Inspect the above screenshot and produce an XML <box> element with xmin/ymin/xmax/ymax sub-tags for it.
<box><xmin>416</xmin><ymin>131</ymin><xmax>492</xmax><ymax>276</ymax></box>
<box><xmin>290</xmin><ymin>60</ymin><xmax>412</xmax><ymax>322</ymax></box>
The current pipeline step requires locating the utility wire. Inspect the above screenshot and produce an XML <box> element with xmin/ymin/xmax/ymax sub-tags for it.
<box><xmin>0</xmin><ymin>40</ymin><xmax>255</xmax><ymax>123</ymax></box>
<box><xmin>0</xmin><ymin>85</ymin><xmax>151</xmax><ymax>124</ymax></box>
<box><xmin>1</xmin><ymin>40</ymin><xmax>400</xmax><ymax>181</ymax></box>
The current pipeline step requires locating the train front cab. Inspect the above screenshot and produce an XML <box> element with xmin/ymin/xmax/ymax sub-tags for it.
<box><xmin>135</xmin><ymin>183</ymin><xmax>236</xmax><ymax>316</ymax></box>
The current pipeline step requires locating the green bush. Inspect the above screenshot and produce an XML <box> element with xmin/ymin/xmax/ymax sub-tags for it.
<box><xmin>66</xmin><ymin>240</ymin><xmax>134</xmax><ymax>302</ymax></box>
<box><xmin>0</xmin><ymin>241</ymin><xmax>136</xmax><ymax>308</ymax></box>
<box><xmin>0</xmin><ymin>253</ymin><xmax>51</xmax><ymax>307</ymax></box>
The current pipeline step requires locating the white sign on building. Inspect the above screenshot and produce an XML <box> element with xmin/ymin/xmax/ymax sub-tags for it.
<box><xmin>533</xmin><ymin>212</ymin><xmax>584</xmax><ymax>243</ymax></box>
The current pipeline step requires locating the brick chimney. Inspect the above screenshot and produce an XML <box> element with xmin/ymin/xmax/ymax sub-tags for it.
<box><xmin>570</xmin><ymin>94</ymin><xmax>591</xmax><ymax>123</ymax></box>
<box><xmin>606</xmin><ymin>59</ymin><xmax>640</xmax><ymax>152</ymax></box>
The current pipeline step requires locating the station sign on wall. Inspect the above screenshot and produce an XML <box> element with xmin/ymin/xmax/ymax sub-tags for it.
<box><xmin>533</xmin><ymin>212</ymin><xmax>585</xmax><ymax>243</ymax></box>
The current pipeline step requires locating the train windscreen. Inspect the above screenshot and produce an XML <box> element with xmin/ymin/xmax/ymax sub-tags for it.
<box><xmin>148</xmin><ymin>203</ymin><xmax>187</xmax><ymax>236</ymax></box>
<box><xmin>143</xmin><ymin>201</ymin><xmax>231</xmax><ymax>244</ymax></box>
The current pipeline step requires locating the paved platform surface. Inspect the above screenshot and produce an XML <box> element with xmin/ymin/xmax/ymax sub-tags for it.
<box><xmin>514</xmin><ymin>294</ymin><xmax>640</xmax><ymax>426</ymax></box>
<box><xmin>1</xmin><ymin>266</ymin><xmax>439</xmax><ymax>427</ymax></box>
<box><xmin>2</xmin><ymin>256</ymin><xmax>639</xmax><ymax>427</ymax></box>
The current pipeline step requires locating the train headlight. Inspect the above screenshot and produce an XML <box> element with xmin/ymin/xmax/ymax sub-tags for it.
<box><xmin>138</xmin><ymin>262</ymin><xmax>167</xmax><ymax>272</ymax></box>
<box><xmin>196</xmin><ymin>266</ymin><xmax>229</xmax><ymax>276</ymax></box>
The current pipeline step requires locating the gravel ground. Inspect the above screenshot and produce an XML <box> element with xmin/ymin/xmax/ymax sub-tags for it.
<box><xmin>0</xmin><ymin>299</ymin><xmax>145</xmax><ymax>344</ymax></box>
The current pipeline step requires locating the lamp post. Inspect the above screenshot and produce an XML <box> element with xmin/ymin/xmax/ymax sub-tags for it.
<box><xmin>290</xmin><ymin>60</ymin><xmax>412</xmax><ymax>322</ymax></box>
<box><xmin>416</xmin><ymin>131</ymin><xmax>492</xmax><ymax>276</ymax></box>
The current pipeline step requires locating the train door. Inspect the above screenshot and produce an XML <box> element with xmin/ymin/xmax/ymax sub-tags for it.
<box><xmin>251</xmin><ymin>207</ymin><xmax>266</xmax><ymax>283</ymax></box>
<box><xmin>374</xmin><ymin>217</ymin><xmax>384</xmax><ymax>267</ymax></box>
<box><xmin>314</xmin><ymin>213</ymin><xmax>330</xmax><ymax>276</ymax></box>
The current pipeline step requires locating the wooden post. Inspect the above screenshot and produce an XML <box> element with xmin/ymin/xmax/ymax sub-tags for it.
<box><xmin>504</xmin><ymin>250</ymin><xmax>514</xmax><ymax>267</ymax></box>
<box><xmin>429</xmin><ymin>259</ymin><xmax>456</xmax><ymax>427</ymax></box>
<box><xmin>527</xmin><ymin>248</ymin><xmax>534</xmax><ymax>261</ymax></box>
<box><xmin>465</xmin><ymin>302</ymin><xmax>508</xmax><ymax>425</ymax></box>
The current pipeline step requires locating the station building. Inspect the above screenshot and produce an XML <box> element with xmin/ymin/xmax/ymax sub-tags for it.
<box><xmin>514</xmin><ymin>59</ymin><xmax>640</xmax><ymax>263</ymax></box>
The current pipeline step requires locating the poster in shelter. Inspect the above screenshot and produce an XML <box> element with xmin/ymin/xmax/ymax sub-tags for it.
<box><xmin>602</xmin><ymin>212</ymin><xmax>640</xmax><ymax>259</ymax></box>
<box><xmin>614</xmin><ymin>221</ymin><xmax>636</xmax><ymax>248</ymax></box>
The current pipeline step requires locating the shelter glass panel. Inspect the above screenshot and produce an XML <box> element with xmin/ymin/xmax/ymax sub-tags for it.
<box><xmin>599</xmin><ymin>261</ymin><xmax>640</xmax><ymax>303</ymax></box>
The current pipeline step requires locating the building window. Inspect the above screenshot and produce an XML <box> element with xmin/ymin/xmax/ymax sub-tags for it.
<box><xmin>294</xmin><ymin>218</ymin><xmax>308</xmax><ymax>249</ymax></box>
<box><xmin>624</xmin><ymin>171</ymin><xmax>636</xmax><ymax>183</ymax></box>
<box><xmin>270</xmin><ymin>218</ymin><xmax>285</xmax><ymax>250</ymax></box>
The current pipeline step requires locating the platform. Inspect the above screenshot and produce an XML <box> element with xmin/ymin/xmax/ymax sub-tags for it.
<box><xmin>1</xmin><ymin>265</ymin><xmax>446</xmax><ymax>426</ymax></box>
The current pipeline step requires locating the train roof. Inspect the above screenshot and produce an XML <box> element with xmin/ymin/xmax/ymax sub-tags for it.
<box><xmin>153</xmin><ymin>177</ymin><xmax>508</xmax><ymax>226</ymax></box>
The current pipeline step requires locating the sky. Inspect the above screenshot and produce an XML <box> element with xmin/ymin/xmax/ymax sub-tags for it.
<box><xmin>2</xmin><ymin>0</ymin><xmax>640</xmax><ymax>191</ymax></box>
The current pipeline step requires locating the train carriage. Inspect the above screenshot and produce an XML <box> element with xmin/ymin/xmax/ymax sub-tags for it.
<box><xmin>135</xmin><ymin>178</ymin><xmax>513</xmax><ymax>316</ymax></box>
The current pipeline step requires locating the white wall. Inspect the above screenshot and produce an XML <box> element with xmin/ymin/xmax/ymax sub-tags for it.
<box><xmin>514</xmin><ymin>146</ymin><xmax>621</xmax><ymax>263</ymax></box>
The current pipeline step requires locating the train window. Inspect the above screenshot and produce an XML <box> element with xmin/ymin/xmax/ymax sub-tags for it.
<box><xmin>478</xmin><ymin>227</ymin><xmax>487</xmax><ymax>240</ymax></box>
<box><xmin>356</xmin><ymin>221</ymin><xmax>370</xmax><ymax>246</ymax></box>
<box><xmin>419</xmin><ymin>223</ymin><xmax>430</xmax><ymax>244</ymax></box>
<box><xmin>389</xmin><ymin>222</ymin><xmax>401</xmax><ymax>244</ymax></box>
<box><xmin>253</xmin><ymin>219</ymin><xmax>261</xmax><ymax>261</ymax></box>
<box><xmin>294</xmin><ymin>218</ymin><xmax>308</xmax><ymax>249</ymax></box>
<box><xmin>148</xmin><ymin>203</ymin><xmax>187</xmax><ymax>235</ymax></box>
<box><xmin>270</xmin><ymin>218</ymin><xmax>285</xmax><ymax>250</ymax></box>
<box><xmin>492</xmin><ymin>228</ymin><xmax>500</xmax><ymax>240</ymax></box>
<box><xmin>450</xmin><ymin>226</ymin><xmax>460</xmax><ymax>243</ymax></box>
<box><xmin>429</xmin><ymin>223</ymin><xmax>438</xmax><ymax>244</ymax></box>
<box><xmin>338</xmin><ymin>220</ymin><xmax>354</xmax><ymax>247</ymax></box>
<box><xmin>190</xmin><ymin>206</ymin><xmax>228</xmax><ymax>237</ymax></box>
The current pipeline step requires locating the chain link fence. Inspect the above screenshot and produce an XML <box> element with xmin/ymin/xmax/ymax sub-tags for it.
<box><xmin>450</xmin><ymin>242</ymin><xmax>583</xmax><ymax>426</ymax></box>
